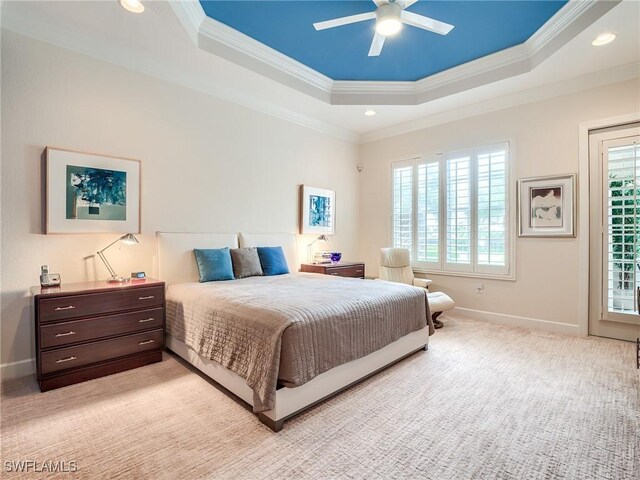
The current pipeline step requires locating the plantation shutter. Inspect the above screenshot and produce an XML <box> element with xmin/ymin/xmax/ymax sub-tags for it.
<box><xmin>391</xmin><ymin>142</ymin><xmax>511</xmax><ymax>277</ymax></box>
<box><xmin>392</xmin><ymin>161</ymin><xmax>414</xmax><ymax>254</ymax></box>
<box><xmin>476</xmin><ymin>144</ymin><xmax>509</xmax><ymax>274</ymax></box>
<box><xmin>444</xmin><ymin>151</ymin><xmax>472</xmax><ymax>272</ymax></box>
<box><xmin>416</xmin><ymin>157</ymin><xmax>440</xmax><ymax>268</ymax></box>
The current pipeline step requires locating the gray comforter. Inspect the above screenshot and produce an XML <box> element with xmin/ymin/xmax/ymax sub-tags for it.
<box><xmin>166</xmin><ymin>273</ymin><xmax>433</xmax><ymax>412</ymax></box>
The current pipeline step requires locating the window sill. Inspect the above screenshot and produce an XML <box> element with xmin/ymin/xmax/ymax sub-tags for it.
<box><xmin>413</xmin><ymin>268</ymin><xmax>516</xmax><ymax>282</ymax></box>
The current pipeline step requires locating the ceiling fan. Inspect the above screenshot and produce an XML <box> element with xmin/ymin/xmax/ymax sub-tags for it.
<box><xmin>313</xmin><ymin>0</ymin><xmax>454</xmax><ymax>57</ymax></box>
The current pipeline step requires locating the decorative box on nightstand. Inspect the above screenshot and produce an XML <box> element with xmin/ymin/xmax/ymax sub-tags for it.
<box><xmin>32</xmin><ymin>279</ymin><xmax>165</xmax><ymax>392</ymax></box>
<box><xmin>300</xmin><ymin>262</ymin><xmax>365</xmax><ymax>279</ymax></box>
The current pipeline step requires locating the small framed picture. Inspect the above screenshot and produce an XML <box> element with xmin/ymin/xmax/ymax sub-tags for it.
<box><xmin>517</xmin><ymin>174</ymin><xmax>576</xmax><ymax>237</ymax></box>
<box><xmin>299</xmin><ymin>185</ymin><xmax>335</xmax><ymax>235</ymax></box>
<box><xmin>45</xmin><ymin>147</ymin><xmax>141</xmax><ymax>234</ymax></box>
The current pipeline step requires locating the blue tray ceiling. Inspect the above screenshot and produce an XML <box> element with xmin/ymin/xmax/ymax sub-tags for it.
<box><xmin>200</xmin><ymin>1</ymin><xmax>567</xmax><ymax>82</ymax></box>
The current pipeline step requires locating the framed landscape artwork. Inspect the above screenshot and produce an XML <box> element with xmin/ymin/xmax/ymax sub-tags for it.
<box><xmin>300</xmin><ymin>185</ymin><xmax>335</xmax><ymax>235</ymax></box>
<box><xmin>45</xmin><ymin>147</ymin><xmax>141</xmax><ymax>234</ymax></box>
<box><xmin>517</xmin><ymin>173</ymin><xmax>576</xmax><ymax>237</ymax></box>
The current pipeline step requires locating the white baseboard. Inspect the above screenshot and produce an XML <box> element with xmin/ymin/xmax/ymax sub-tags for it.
<box><xmin>1</xmin><ymin>358</ymin><xmax>35</xmax><ymax>382</ymax></box>
<box><xmin>452</xmin><ymin>307</ymin><xmax>581</xmax><ymax>336</ymax></box>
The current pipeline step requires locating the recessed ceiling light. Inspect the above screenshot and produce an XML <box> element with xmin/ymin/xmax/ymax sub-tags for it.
<box><xmin>364</xmin><ymin>110</ymin><xmax>377</xmax><ymax>117</ymax></box>
<box><xmin>119</xmin><ymin>0</ymin><xmax>144</xmax><ymax>14</ymax></box>
<box><xmin>592</xmin><ymin>32</ymin><xmax>616</xmax><ymax>46</ymax></box>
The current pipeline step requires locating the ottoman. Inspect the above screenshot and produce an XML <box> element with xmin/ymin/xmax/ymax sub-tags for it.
<box><xmin>427</xmin><ymin>291</ymin><xmax>455</xmax><ymax>329</ymax></box>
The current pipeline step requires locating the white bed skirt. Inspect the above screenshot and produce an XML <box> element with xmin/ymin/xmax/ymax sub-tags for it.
<box><xmin>166</xmin><ymin>326</ymin><xmax>430</xmax><ymax>430</ymax></box>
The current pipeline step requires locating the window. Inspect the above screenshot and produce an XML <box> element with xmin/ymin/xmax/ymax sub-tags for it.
<box><xmin>391</xmin><ymin>142</ymin><xmax>512</xmax><ymax>278</ymax></box>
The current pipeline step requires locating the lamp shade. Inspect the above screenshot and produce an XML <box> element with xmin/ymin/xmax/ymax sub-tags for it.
<box><xmin>120</xmin><ymin>233</ymin><xmax>139</xmax><ymax>245</ymax></box>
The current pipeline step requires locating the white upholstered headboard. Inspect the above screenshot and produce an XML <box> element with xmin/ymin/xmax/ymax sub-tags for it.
<box><xmin>239</xmin><ymin>233</ymin><xmax>299</xmax><ymax>271</ymax></box>
<box><xmin>156</xmin><ymin>232</ymin><xmax>299</xmax><ymax>285</ymax></box>
<box><xmin>156</xmin><ymin>232</ymin><xmax>239</xmax><ymax>285</ymax></box>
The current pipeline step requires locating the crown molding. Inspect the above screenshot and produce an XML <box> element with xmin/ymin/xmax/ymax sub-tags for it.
<box><xmin>175</xmin><ymin>0</ymin><xmax>621</xmax><ymax>106</ymax></box>
<box><xmin>330</xmin><ymin>44</ymin><xmax>530</xmax><ymax>105</ymax></box>
<box><xmin>1</xmin><ymin>6</ymin><xmax>358</xmax><ymax>144</ymax></box>
<box><xmin>170</xmin><ymin>0</ymin><xmax>333</xmax><ymax>101</ymax></box>
<box><xmin>359</xmin><ymin>62</ymin><xmax>640</xmax><ymax>144</ymax></box>
<box><xmin>527</xmin><ymin>0</ymin><xmax>620</xmax><ymax>68</ymax></box>
<box><xmin>415</xmin><ymin>44</ymin><xmax>528</xmax><ymax>93</ymax></box>
<box><xmin>168</xmin><ymin>0</ymin><xmax>205</xmax><ymax>45</ymax></box>
<box><xmin>527</xmin><ymin>0</ymin><xmax>593</xmax><ymax>54</ymax></box>
<box><xmin>199</xmin><ymin>16</ymin><xmax>333</xmax><ymax>99</ymax></box>
<box><xmin>332</xmin><ymin>44</ymin><xmax>528</xmax><ymax>96</ymax></box>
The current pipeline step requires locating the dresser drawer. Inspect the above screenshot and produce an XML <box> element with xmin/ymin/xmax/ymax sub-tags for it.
<box><xmin>39</xmin><ymin>286</ymin><xmax>164</xmax><ymax>323</ymax></box>
<box><xmin>326</xmin><ymin>265</ymin><xmax>365</xmax><ymax>278</ymax></box>
<box><xmin>41</xmin><ymin>329</ymin><xmax>163</xmax><ymax>375</ymax></box>
<box><xmin>40</xmin><ymin>307</ymin><xmax>164</xmax><ymax>349</ymax></box>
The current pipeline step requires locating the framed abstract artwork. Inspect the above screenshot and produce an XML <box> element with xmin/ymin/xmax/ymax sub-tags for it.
<box><xmin>517</xmin><ymin>173</ymin><xmax>576</xmax><ymax>237</ymax></box>
<box><xmin>300</xmin><ymin>185</ymin><xmax>335</xmax><ymax>235</ymax></box>
<box><xmin>45</xmin><ymin>147</ymin><xmax>141</xmax><ymax>234</ymax></box>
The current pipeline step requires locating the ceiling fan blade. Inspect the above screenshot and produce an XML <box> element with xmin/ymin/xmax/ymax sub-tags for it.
<box><xmin>371</xmin><ymin>0</ymin><xmax>387</xmax><ymax>6</ymax></box>
<box><xmin>313</xmin><ymin>11</ymin><xmax>376</xmax><ymax>31</ymax></box>
<box><xmin>401</xmin><ymin>10</ymin><xmax>454</xmax><ymax>35</ymax></box>
<box><xmin>396</xmin><ymin>0</ymin><xmax>419</xmax><ymax>8</ymax></box>
<box><xmin>368</xmin><ymin>32</ymin><xmax>386</xmax><ymax>57</ymax></box>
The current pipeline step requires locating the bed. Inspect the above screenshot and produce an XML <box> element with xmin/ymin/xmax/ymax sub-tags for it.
<box><xmin>157</xmin><ymin>232</ymin><xmax>433</xmax><ymax>431</ymax></box>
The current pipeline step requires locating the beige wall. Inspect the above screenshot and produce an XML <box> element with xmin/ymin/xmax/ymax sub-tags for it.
<box><xmin>359</xmin><ymin>78</ymin><xmax>640</xmax><ymax>331</ymax></box>
<box><xmin>0</xmin><ymin>31</ymin><xmax>359</xmax><ymax>372</ymax></box>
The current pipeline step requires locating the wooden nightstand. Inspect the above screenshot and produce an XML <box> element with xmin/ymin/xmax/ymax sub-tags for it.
<box><xmin>32</xmin><ymin>279</ymin><xmax>165</xmax><ymax>392</ymax></box>
<box><xmin>300</xmin><ymin>262</ymin><xmax>365</xmax><ymax>279</ymax></box>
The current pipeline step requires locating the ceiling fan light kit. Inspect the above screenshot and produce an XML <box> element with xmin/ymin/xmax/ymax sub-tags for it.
<box><xmin>313</xmin><ymin>0</ymin><xmax>454</xmax><ymax>57</ymax></box>
<box><xmin>375</xmin><ymin>3</ymin><xmax>403</xmax><ymax>36</ymax></box>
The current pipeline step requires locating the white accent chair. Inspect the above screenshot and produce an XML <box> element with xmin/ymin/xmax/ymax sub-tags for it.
<box><xmin>379</xmin><ymin>247</ymin><xmax>455</xmax><ymax>329</ymax></box>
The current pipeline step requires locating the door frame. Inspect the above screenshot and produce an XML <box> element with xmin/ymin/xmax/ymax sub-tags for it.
<box><xmin>578</xmin><ymin>113</ymin><xmax>640</xmax><ymax>336</ymax></box>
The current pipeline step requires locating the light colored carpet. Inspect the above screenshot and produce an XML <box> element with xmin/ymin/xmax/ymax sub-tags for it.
<box><xmin>1</xmin><ymin>316</ymin><xmax>638</xmax><ymax>479</ymax></box>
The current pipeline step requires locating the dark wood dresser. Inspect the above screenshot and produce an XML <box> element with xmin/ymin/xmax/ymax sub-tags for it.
<box><xmin>32</xmin><ymin>279</ymin><xmax>165</xmax><ymax>392</ymax></box>
<box><xmin>300</xmin><ymin>262</ymin><xmax>365</xmax><ymax>279</ymax></box>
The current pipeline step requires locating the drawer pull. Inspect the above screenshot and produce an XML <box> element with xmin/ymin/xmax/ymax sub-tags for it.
<box><xmin>138</xmin><ymin>339</ymin><xmax>155</xmax><ymax>346</ymax></box>
<box><xmin>54</xmin><ymin>305</ymin><xmax>75</xmax><ymax>311</ymax></box>
<box><xmin>138</xmin><ymin>318</ymin><xmax>155</xmax><ymax>323</ymax></box>
<box><xmin>55</xmin><ymin>331</ymin><xmax>76</xmax><ymax>337</ymax></box>
<box><xmin>330</xmin><ymin>273</ymin><xmax>339</xmax><ymax>276</ymax></box>
<box><xmin>56</xmin><ymin>356</ymin><xmax>77</xmax><ymax>364</ymax></box>
<box><xmin>355</xmin><ymin>270</ymin><xmax>363</xmax><ymax>273</ymax></box>
<box><xmin>138</xmin><ymin>296</ymin><xmax>155</xmax><ymax>300</ymax></box>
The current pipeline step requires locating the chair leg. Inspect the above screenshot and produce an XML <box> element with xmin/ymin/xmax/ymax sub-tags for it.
<box><xmin>432</xmin><ymin>311</ymin><xmax>444</xmax><ymax>329</ymax></box>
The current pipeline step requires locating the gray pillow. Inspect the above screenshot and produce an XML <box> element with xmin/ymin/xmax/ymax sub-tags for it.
<box><xmin>230</xmin><ymin>247</ymin><xmax>263</xmax><ymax>278</ymax></box>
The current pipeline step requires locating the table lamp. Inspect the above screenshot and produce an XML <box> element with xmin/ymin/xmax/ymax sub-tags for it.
<box><xmin>97</xmin><ymin>233</ymin><xmax>139</xmax><ymax>283</ymax></box>
<box><xmin>307</xmin><ymin>234</ymin><xmax>329</xmax><ymax>264</ymax></box>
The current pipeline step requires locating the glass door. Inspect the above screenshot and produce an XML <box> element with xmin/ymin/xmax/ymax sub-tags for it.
<box><xmin>589</xmin><ymin>125</ymin><xmax>640</xmax><ymax>341</ymax></box>
<box><xmin>603</xmin><ymin>137</ymin><xmax>640</xmax><ymax>323</ymax></box>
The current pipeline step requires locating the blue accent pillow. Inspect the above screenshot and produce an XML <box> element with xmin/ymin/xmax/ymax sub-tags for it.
<box><xmin>257</xmin><ymin>247</ymin><xmax>289</xmax><ymax>276</ymax></box>
<box><xmin>193</xmin><ymin>248</ymin><xmax>235</xmax><ymax>282</ymax></box>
